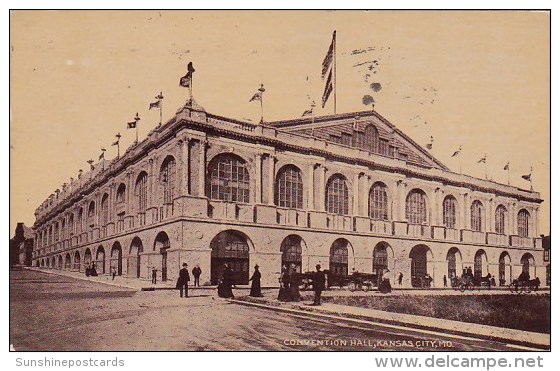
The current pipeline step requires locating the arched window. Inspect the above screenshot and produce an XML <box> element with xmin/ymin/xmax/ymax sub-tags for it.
<box><xmin>326</xmin><ymin>174</ymin><xmax>349</xmax><ymax>215</ymax></box>
<box><xmin>100</xmin><ymin>193</ymin><xmax>109</xmax><ymax>225</ymax></box>
<box><xmin>517</xmin><ymin>209</ymin><xmax>530</xmax><ymax>237</ymax></box>
<box><xmin>61</xmin><ymin>218</ymin><xmax>66</xmax><ymax>240</ymax></box>
<box><xmin>77</xmin><ymin>208</ymin><xmax>83</xmax><ymax>233</ymax></box>
<box><xmin>369</xmin><ymin>182</ymin><xmax>388</xmax><ymax>220</ymax></box>
<box><xmin>276</xmin><ymin>165</ymin><xmax>303</xmax><ymax>209</ymax></box>
<box><xmin>54</xmin><ymin>222</ymin><xmax>59</xmax><ymax>242</ymax></box>
<box><xmin>135</xmin><ymin>172</ymin><xmax>148</xmax><ymax>212</ymax></box>
<box><xmin>68</xmin><ymin>214</ymin><xmax>74</xmax><ymax>236</ymax></box>
<box><xmin>443</xmin><ymin>195</ymin><xmax>457</xmax><ymax>229</ymax></box>
<box><xmin>470</xmin><ymin>200</ymin><xmax>484</xmax><ymax>232</ymax></box>
<box><xmin>406</xmin><ymin>189</ymin><xmax>427</xmax><ymax>224</ymax></box>
<box><xmin>116</xmin><ymin>183</ymin><xmax>126</xmax><ymax>203</ymax></box>
<box><xmin>87</xmin><ymin>201</ymin><xmax>95</xmax><ymax>225</ymax></box>
<box><xmin>209</xmin><ymin>154</ymin><xmax>250</xmax><ymax>203</ymax></box>
<box><xmin>495</xmin><ymin>205</ymin><xmax>507</xmax><ymax>235</ymax></box>
<box><xmin>160</xmin><ymin>156</ymin><xmax>177</xmax><ymax>204</ymax></box>
<box><xmin>364</xmin><ymin>124</ymin><xmax>379</xmax><ymax>153</ymax></box>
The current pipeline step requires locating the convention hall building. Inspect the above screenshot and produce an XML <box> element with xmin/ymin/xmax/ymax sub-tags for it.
<box><xmin>31</xmin><ymin>98</ymin><xmax>546</xmax><ymax>288</ymax></box>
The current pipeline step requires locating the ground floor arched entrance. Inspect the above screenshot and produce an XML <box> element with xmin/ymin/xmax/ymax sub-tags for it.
<box><xmin>521</xmin><ymin>253</ymin><xmax>535</xmax><ymax>279</ymax></box>
<box><xmin>96</xmin><ymin>246</ymin><xmax>106</xmax><ymax>274</ymax></box>
<box><xmin>110</xmin><ymin>242</ymin><xmax>122</xmax><ymax>276</ymax></box>
<box><xmin>73</xmin><ymin>251</ymin><xmax>81</xmax><ymax>271</ymax></box>
<box><xmin>154</xmin><ymin>232</ymin><xmax>170</xmax><ymax>281</ymax></box>
<box><xmin>474</xmin><ymin>249</ymin><xmax>488</xmax><ymax>279</ymax></box>
<box><xmin>329</xmin><ymin>239</ymin><xmax>350</xmax><ymax>276</ymax></box>
<box><xmin>129</xmin><ymin>237</ymin><xmax>144</xmax><ymax>278</ymax></box>
<box><xmin>446</xmin><ymin>247</ymin><xmax>462</xmax><ymax>280</ymax></box>
<box><xmin>498</xmin><ymin>251</ymin><xmax>512</xmax><ymax>286</ymax></box>
<box><xmin>64</xmin><ymin>253</ymin><xmax>71</xmax><ymax>270</ymax></box>
<box><xmin>280</xmin><ymin>235</ymin><xmax>304</xmax><ymax>273</ymax></box>
<box><xmin>210</xmin><ymin>230</ymin><xmax>250</xmax><ymax>285</ymax></box>
<box><xmin>409</xmin><ymin>245</ymin><xmax>432</xmax><ymax>288</ymax></box>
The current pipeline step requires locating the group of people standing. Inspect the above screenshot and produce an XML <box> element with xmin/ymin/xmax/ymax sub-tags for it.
<box><xmin>175</xmin><ymin>263</ymin><xmax>203</xmax><ymax>298</ymax></box>
<box><xmin>84</xmin><ymin>262</ymin><xmax>98</xmax><ymax>277</ymax></box>
<box><xmin>277</xmin><ymin>264</ymin><xmax>303</xmax><ymax>302</ymax></box>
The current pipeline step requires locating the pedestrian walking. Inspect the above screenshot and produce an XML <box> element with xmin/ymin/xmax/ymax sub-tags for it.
<box><xmin>151</xmin><ymin>267</ymin><xmax>157</xmax><ymax>284</ymax></box>
<box><xmin>90</xmin><ymin>262</ymin><xmax>98</xmax><ymax>276</ymax></box>
<box><xmin>85</xmin><ymin>263</ymin><xmax>91</xmax><ymax>277</ymax></box>
<box><xmin>218</xmin><ymin>264</ymin><xmax>235</xmax><ymax>299</ymax></box>
<box><xmin>249</xmin><ymin>265</ymin><xmax>263</xmax><ymax>297</ymax></box>
<box><xmin>176</xmin><ymin>263</ymin><xmax>190</xmax><ymax>298</ymax></box>
<box><xmin>289</xmin><ymin>265</ymin><xmax>301</xmax><ymax>302</ymax></box>
<box><xmin>192</xmin><ymin>265</ymin><xmax>202</xmax><ymax>287</ymax></box>
<box><xmin>398</xmin><ymin>272</ymin><xmax>403</xmax><ymax>285</ymax></box>
<box><xmin>311</xmin><ymin>264</ymin><xmax>326</xmax><ymax>306</ymax></box>
<box><xmin>443</xmin><ymin>275</ymin><xmax>447</xmax><ymax>287</ymax></box>
<box><xmin>379</xmin><ymin>268</ymin><xmax>392</xmax><ymax>294</ymax></box>
<box><xmin>111</xmin><ymin>267</ymin><xmax>116</xmax><ymax>280</ymax></box>
<box><xmin>277</xmin><ymin>264</ymin><xmax>291</xmax><ymax>301</ymax></box>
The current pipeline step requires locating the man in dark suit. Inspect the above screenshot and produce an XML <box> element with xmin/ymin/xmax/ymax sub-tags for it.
<box><xmin>312</xmin><ymin>264</ymin><xmax>326</xmax><ymax>306</ymax></box>
<box><xmin>178</xmin><ymin>263</ymin><xmax>190</xmax><ymax>298</ymax></box>
<box><xmin>192</xmin><ymin>265</ymin><xmax>202</xmax><ymax>287</ymax></box>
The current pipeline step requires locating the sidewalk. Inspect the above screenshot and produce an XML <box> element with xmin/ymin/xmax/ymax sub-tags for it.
<box><xmin>233</xmin><ymin>296</ymin><xmax>550</xmax><ymax>349</ymax></box>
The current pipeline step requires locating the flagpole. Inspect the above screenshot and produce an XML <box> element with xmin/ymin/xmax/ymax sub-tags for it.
<box><xmin>333</xmin><ymin>30</ymin><xmax>337</xmax><ymax>115</ymax></box>
<box><xmin>134</xmin><ymin>113</ymin><xmax>140</xmax><ymax>144</ymax></box>
<box><xmin>259</xmin><ymin>84</ymin><xmax>265</xmax><ymax>124</ymax></box>
<box><xmin>530</xmin><ymin>166</ymin><xmax>533</xmax><ymax>191</ymax></box>
<box><xmin>484</xmin><ymin>154</ymin><xmax>488</xmax><ymax>180</ymax></box>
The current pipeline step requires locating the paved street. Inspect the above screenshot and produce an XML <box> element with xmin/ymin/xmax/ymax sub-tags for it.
<box><xmin>10</xmin><ymin>270</ymin><xmax>531</xmax><ymax>351</ymax></box>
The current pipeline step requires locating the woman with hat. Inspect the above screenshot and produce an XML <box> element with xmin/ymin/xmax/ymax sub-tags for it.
<box><xmin>249</xmin><ymin>264</ymin><xmax>263</xmax><ymax>297</ymax></box>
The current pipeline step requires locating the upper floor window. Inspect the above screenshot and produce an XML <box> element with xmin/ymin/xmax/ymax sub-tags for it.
<box><xmin>208</xmin><ymin>154</ymin><xmax>250</xmax><ymax>203</ymax></box>
<box><xmin>54</xmin><ymin>222</ymin><xmax>59</xmax><ymax>242</ymax></box>
<box><xmin>100</xmin><ymin>193</ymin><xmax>109</xmax><ymax>225</ymax></box>
<box><xmin>68</xmin><ymin>214</ymin><xmax>74</xmax><ymax>236</ymax></box>
<box><xmin>77</xmin><ymin>208</ymin><xmax>83</xmax><ymax>233</ymax></box>
<box><xmin>495</xmin><ymin>205</ymin><xmax>507</xmax><ymax>235</ymax></box>
<box><xmin>443</xmin><ymin>195</ymin><xmax>457</xmax><ymax>229</ymax></box>
<box><xmin>470</xmin><ymin>200</ymin><xmax>484</xmax><ymax>232</ymax></box>
<box><xmin>517</xmin><ymin>209</ymin><xmax>530</xmax><ymax>237</ymax></box>
<box><xmin>406</xmin><ymin>189</ymin><xmax>427</xmax><ymax>224</ymax></box>
<box><xmin>116</xmin><ymin>183</ymin><xmax>126</xmax><ymax>203</ymax></box>
<box><xmin>87</xmin><ymin>201</ymin><xmax>95</xmax><ymax>225</ymax></box>
<box><xmin>326</xmin><ymin>174</ymin><xmax>349</xmax><ymax>215</ymax></box>
<box><xmin>364</xmin><ymin>124</ymin><xmax>379</xmax><ymax>153</ymax></box>
<box><xmin>276</xmin><ymin>165</ymin><xmax>303</xmax><ymax>209</ymax></box>
<box><xmin>135</xmin><ymin>172</ymin><xmax>148</xmax><ymax>212</ymax></box>
<box><xmin>544</xmin><ymin>249</ymin><xmax>550</xmax><ymax>262</ymax></box>
<box><xmin>160</xmin><ymin>156</ymin><xmax>177</xmax><ymax>204</ymax></box>
<box><xmin>369</xmin><ymin>182</ymin><xmax>388</xmax><ymax>220</ymax></box>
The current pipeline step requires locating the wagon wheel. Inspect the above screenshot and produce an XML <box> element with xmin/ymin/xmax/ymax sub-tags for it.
<box><xmin>467</xmin><ymin>282</ymin><xmax>475</xmax><ymax>291</ymax></box>
<box><xmin>458</xmin><ymin>282</ymin><xmax>466</xmax><ymax>292</ymax></box>
<box><xmin>508</xmin><ymin>282</ymin><xmax>517</xmax><ymax>293</ymax></box>
<box><xmin>523</xmin><ymin>282</ymin><xmax>532</xmax><ymax>294</ymax></box>
<box><xmin>348</xmin><ymin>282</ymin><xmax>357</xmax><ymax>292</ymax></box>
<box><xmin>362</xmin><ymin>282</ymin><xmax>371</xmax><ymax>292</ymax></box>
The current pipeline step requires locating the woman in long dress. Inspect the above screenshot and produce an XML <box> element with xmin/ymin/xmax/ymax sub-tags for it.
<box><xmin>249</xmin><ymin>265</ymin><xmax>263</xmax><ymax>297</ymax></box>
<box><xmin>379</xmin><ymin>268</ymin><xmax>392</xmax><ymax>294</ymax></box>
<box><xmin>289</xmin><ymin>265</ymin><xmax>301</xmax><ymax>301</ymax></box>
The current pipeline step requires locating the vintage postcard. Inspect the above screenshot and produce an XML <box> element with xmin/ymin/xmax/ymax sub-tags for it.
<box><xmin>9</xmin><ymin>10</ymin><xmax>550</xmax><ymax>354</ymax></box>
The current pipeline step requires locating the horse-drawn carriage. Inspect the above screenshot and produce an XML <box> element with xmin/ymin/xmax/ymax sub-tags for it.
<box><xmin>508</xmin><ymin>277</ymin><xmax>540</xmax><ymax>294</ymax></box>
<box><xmin>298</xmin><ymin>271</ymin><xmax>380</xmax><ymax>292</ymax></box>
<box><xmin>450</xmin><ymin>275</ymin><xmax>494</xmax><ymax>292</ymax></box>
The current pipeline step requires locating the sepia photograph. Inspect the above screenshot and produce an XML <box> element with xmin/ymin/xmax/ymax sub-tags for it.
<box><xmin>9</xmin><ymin>9</ymin><xmax>550</xmax><ymax>354</ymax></box>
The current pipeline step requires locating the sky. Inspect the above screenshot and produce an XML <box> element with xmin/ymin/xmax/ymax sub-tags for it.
<box><xmin>9</xmin><ymin>10</ymin><xmax>550</xmax><ymax>235</ymax></box>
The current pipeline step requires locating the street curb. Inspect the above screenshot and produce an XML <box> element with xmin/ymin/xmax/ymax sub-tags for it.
<box><xmin>23</xmin><ymin>267</ymin><xmax>140</xmax><ymax>291</ymax></box>
<box><xmin>231</xmin><ymin>299</ymin><xmax>550</xmax><ymax>350</ymax></box>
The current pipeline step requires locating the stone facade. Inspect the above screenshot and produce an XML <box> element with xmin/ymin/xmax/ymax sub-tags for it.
<box><xmin>31</xmin><ymin>101</ymin><xmax>546</xmax><ymax>288</ymax></box>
